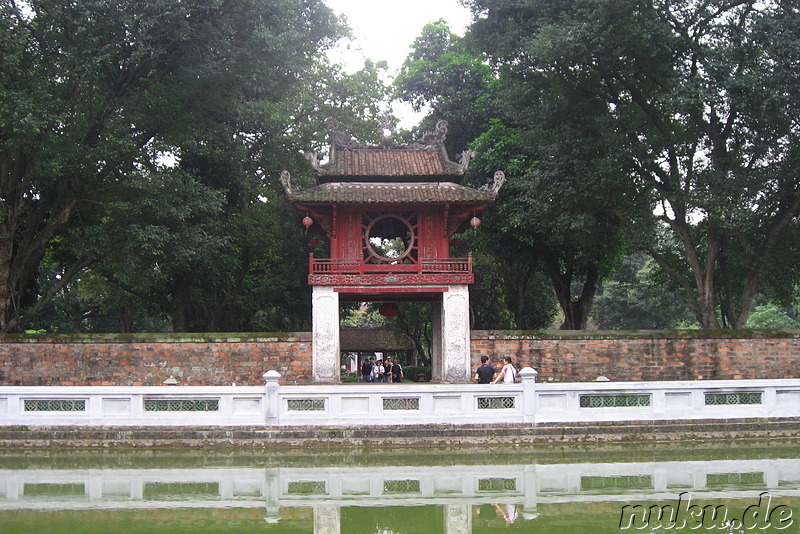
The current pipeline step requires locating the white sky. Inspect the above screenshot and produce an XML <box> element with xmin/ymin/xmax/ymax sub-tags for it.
<box><xmin>324</xmin><ymin>0</ymin><xmax>473</xmax><ymax>127</ymax></box>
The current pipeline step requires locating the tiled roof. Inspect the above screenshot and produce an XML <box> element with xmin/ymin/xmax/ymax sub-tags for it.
<box><xmin>319</xmin><ymin>147</ymin><xmax>463</xmax><ymax>178</ymax></box>
<box><xmin>287</xmin><ymin>181</ymin><xmax>497</xmax><ymax>205</ymax></box>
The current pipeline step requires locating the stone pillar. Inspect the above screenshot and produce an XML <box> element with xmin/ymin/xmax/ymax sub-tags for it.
<box><xmin>314</xmin><ymin>505</ymin><xmax>341</xmax><ymax>534</ymax></box>
<box><xmin>444</xmin><ymin>504</ymin><xmax>472</xmax><ymax>534</ymax></box>
<box><xmin>263</xmin><ymin>370</ymin><xmax>280</xmax><ymax>425</ymax></box>
<box><xmin>311</xmin><ymin>286</ymin><xmax>340</xmax><ymax>383</ymax></box>
<box><xmin>264</xmin><ymin>468</ymin><xmax>280</xmax><ymax>523</ymax></box>
<box><xmin>431</xmin><ymin>295</ymin><xmax>443</xmax><ymax>382</ymax></box>
<box><xmin>438</xmin><ymin>285</ymin><xmax>471</xmax><ymax>383</ymax></box>
<box><xmin>519</xmin><ymin>367</ymin><xmax>538</xmax><ymax>423</ymax></box>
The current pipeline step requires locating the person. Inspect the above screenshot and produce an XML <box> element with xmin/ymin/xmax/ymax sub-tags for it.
<box><xmin>361</xmin><ymin>357</ymin><xmax>374</xmax><ymax>383</ymax></box>
<box><xmin>390</xmin><ymin>359</ymin><xmax>404</xmax><ymax>383</ymax></box>
<box><xmin>384</xmin><ymin>358</ymin><xmax>393</xmax><ymax>382</ymax></box>
<box><xmin>493</xmin><ymin>503</ymin><xmax>518</xmax><ymax>524</ymax></box>
<box><xmin>492</xmin><ymin>356</ymin><xmax>517</xmax><ymax>384</ymax></box>
<box><xmin>474</xmin><ymin>355</ymin><xmax>495</xmax><ymax>384</ymax></box>
<box><xmin>372</xmin><ymin>359</ymin><xmax>385</xmax><ymax>383</ymax></box>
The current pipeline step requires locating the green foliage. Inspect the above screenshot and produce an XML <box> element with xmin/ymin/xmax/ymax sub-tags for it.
<box><xmin>592</xmin><ymin>254</ymin><xmax>696</xmax><ymax>330</ymax></box>
<box><xmin>402</xmin><ymin>366</ymin><xmax>431</xmax><ymax>382</ymax></box>
<box><xmin>394</xmin><ymin>20</ymin><xmax>496</xmax><ymax>154</ymax></box>
<box><xmin>341</xmin><ymin>305</ymin><xmax>387</xmax><ymax>328</ymax></box>
<box><xmin>462</xmin><ymin>237</ymin><xmax>558</xmax><ymax>330</ymax></box>
<box><xmin>745</xmin><ymin>304</ymin><xmax>800</xmax><ymax>330</ymax></box>
<box><xmin>465</xmin><ymin>121</ymin><xmax>629</xmax><ymax>329</ymax></box>
<box><xmin>465</xmin><ymin>0</ymin><xmax>800</xmax><ymax>328</ymax></box>
<box><xmin>0</xmin><ymin>0</ymin><xmax>346</xmax><ymax>332</ymax></box>
<box><xmin>0</xmin><ymin>0</ymin><xmax>398</xmax><ymax>333</ymax></box>
<box><xmin>392</xmin><ymin>302</ymin><xmax>432</xmax><ymax>365</ymax></box>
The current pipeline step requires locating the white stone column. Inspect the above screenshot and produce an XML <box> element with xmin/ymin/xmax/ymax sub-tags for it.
<box><xmin>314</xmin><ymin>505</ymin><xmax>341</xmax><ymax>534</ymax></box>
<box><xmin>439</xmin><ymin>285</ymin><xmax>471</xmax><ymax>383</ymax></box>
<box><xmin>263</xmin><ymin>370</ymin><xmax>280</xmax><ymax>425</ymax></box>
<box><xmin>431</xmin><ymin>295</ymin><xmax>443</xmax><ymax>382</ymax></box>
<box><xmin>444</xmin><ymin>504</ymin><xmax>472</xmax><ymax>534</ymax></box>
<box><xmin>311</xmin><ymin>286</ymin><xmax>340</xmax><ymax>383</ymax></box>
<box><xmin>520</xmin><ymin>367</ymin><xmax>538</xmax><ymax>423</ymax></box>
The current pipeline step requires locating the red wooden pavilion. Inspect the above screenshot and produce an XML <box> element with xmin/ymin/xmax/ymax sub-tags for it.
<box><xmin>282</xmin><ymin>121</ymin><xmax>504</xmax><ymax>382</ymax></box>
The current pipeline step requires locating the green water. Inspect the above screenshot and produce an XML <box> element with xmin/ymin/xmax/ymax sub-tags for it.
<box><xmin>1</xmin><ymin>442</ymin><xmax>799</xmax><ymax>533</ymax></box>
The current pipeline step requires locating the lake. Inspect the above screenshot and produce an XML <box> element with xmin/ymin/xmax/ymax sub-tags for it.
<box><xmin>1</xmin><ymin>441</ymin><xmax>798</xmax><ymax>533</ymax></box>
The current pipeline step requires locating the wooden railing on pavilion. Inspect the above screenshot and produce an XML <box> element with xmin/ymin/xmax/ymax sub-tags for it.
<box><xmin>309</xmin><ymin>253</ymin><xmax>472</xmax><ymax>276</ymax></box>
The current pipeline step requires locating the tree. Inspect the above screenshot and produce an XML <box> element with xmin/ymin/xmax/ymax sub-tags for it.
<box><xmin>592</xmin><ymin>254</ymin><xmax>696</xmax><ymax>330</ymax></box>
<box><xmin>0</xmin><ymin>0</ymin><xmax>343</xmax><ymax>332</ymax></box>
<box><xmin>467</xmin><ymin>122</ymin><xmax>630</xmax><ymax>329</ymax></box>
<box><xmin>746</xmin><ymin>303</ymin><xmax>800</xmax><ymax>329</ymax></box>
<box><xmin>394</xmin><ymin>20</ymin><xmax>495</xmax><ymax>154</ymax></box>
<box><xmin>397</xmin><ymin>21</ymin><xmax>634</xmax><ymax>330</ymax></box>
<box><xmin>393</xmin><ymin>302</ymin><xmax>432</xmax><ymax>366</ymax></box>
<box><xmin>466</xmin><ymin>0</ymin><xmax>800</xmax><ymax>328</ymax></box>
<box><xmin>98</xmin><ymin>57</ymin><xmax>391</xmax><ymax>332</ymax></box>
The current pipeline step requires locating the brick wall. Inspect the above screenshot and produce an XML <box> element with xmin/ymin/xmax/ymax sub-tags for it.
<box><xmin>0</xmin><ymin>334</ymin><xmax>313</xmax><ymax>386</ymax></box>
<box><xmin>471</xmin><ymin>330</ymin><xmax>800</xmax><ymax>382</ymax></box>
<box><xmin>1</xmin><ymin>330</ymin><xmax>798</xmax><ymax>386</ymax></box>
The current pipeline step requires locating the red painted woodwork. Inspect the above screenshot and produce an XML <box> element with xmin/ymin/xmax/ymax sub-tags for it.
<box><xmin>309</xmin><ymin>206</ymin><xmax>472</xmax><ymax>286</ymax></box>
<box><xmin>284</xmin><ymin>123</ymin><xmax>503</xmax><ymax>290</ymax></box>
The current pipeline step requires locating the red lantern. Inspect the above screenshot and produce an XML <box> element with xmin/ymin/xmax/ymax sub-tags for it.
<box><xmin>302</xmin><ymin>215</ymin><xmax>313</xmax><ymax>228</ymax></box>
<box><xmin>310</xmin><ymin>237</ymin><xmax>320</xmax><ymax>246</ymax></box>
<box><xmin>470</xmin><ymin>216</ymin><xmax>481</xmax><ymax>228</ymax></box>
<box><xmin>378</xmin><ymin>303</ymin><xmax>399</xmax><ymax>317</ymax></box>
<box><xmin>450</xmin><ymin>238</ymin><xmax>461</xmax><ymax>247</ymax></box>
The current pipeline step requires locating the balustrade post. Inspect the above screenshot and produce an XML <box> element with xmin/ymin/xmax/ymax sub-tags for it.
<box><xmin>263</xmin><ymin>370</ymin><xmax>281</xmax><ymax>426</ymax></box>
<box><xmin>519</xmin><ymin>367</ymin><xmax>538</xmax><ymax>423</ymax></box>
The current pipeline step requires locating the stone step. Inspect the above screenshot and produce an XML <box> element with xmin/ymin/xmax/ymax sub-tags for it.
<box><xmin>1</xmin><ymin>417</ymin><xmax>799</xmax><ymax>449</ymax></box>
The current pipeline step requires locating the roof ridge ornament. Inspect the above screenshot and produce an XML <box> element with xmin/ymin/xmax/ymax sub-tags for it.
<box><xmin>303</xmin><ymin>151</ymin><xmax>322</xmax><ymax>172</ymax></box>
<box><xmin>327</xmin><ymin>119</ymin><xmax>360</xmax><ymax>149</ymax></box>
<box><xmin>409</xmin><ymin>120</ymin><xmax>448</xmax><ymax>149</ymax></box>
<box><xmin>479</xmin><ymin>170</ymin><xmax>506</xmax><ymax>194</ymax></box>
<box><xmin>280</xmin><ymin>170</ymin><xmax>302</xmax><ymax>194</ymax></box>
<box><xmin>457</xmin><ymin>149</ymin><xmax>476</xmax><ymax>172</ymax></box>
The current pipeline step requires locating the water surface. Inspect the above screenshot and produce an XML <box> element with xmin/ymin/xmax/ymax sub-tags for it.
<box><xmin>1</xmin><ymin>443</ymin><xmax>798</xmax><ymax>533</ymax></box>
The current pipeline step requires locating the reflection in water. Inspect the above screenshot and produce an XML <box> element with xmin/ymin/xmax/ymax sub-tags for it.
<box><xmin>0</xmin><ymin>447</ymin><xmax>799</xmax><ymax>533</ymax></box>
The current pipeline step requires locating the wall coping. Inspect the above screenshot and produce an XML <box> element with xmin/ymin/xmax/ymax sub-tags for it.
<box><xmin>0</xmin><ymin>332</ymin><xmax>312</xmax><ymax>344</ymax></box>
<box><xmin>2</xmin><ymin>329</ymin><xmax>799</xmax><ymax>344</ymax></box>
<box><xmin>471</xmin><ymin>329</ymin><xmax>800</xmax><ymax>340</ymax></box>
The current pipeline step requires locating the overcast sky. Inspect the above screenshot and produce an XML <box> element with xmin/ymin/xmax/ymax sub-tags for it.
<box><xmin>323</xmin><ymin>0</ymin><xmax>473</xmax><ymax>127</ymax></box>
<box><xmin>325</xmin><ymin>0</ymin><xmax>472</xmax><ymax>72</ymax></box>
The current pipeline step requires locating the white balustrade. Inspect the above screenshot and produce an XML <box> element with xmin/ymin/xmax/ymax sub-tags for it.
<box><xmin>2</xmin><ymin>458</ymin><xmax>800</xmax><ymax>511</ymax></box>
<box><xmin>1</xmin><ymin>370</ymin><xmax>800</xmax><ymax>427</ymax></box>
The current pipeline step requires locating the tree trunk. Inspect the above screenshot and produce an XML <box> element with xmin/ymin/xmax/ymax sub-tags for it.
<box><xmin>171</xmin><ymin>282</ymin><xmax>190</xmax><ymax>332</ymax></box>
<box><xmin>541</xmin><ymin>252</ymin><xmax>600</xmax><ymax>330</ymax></box>
<box><xmin>558</xmin><ymin>264</ymin><xmax>600</xmax><ymax>330</ymax></box>
<box><xmin>0</xmin><ymin>237</ymin><xmax>15</xmax><ymax>332</ymax></box>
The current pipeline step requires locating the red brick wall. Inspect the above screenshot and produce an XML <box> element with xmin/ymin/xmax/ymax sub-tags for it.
<box><xmin>470</xmin><ymin>330</ymin><xmax>800</xmax><ymax>382</ymax></box>
<box><xmin>1</xmin><ymin>330</ymin><xmax>798</xmax><ymax>386</ymax></box>
<box><xmin>0</xmin><ymin>334</ymin><xmax>313</xmax><ymax>386</ymax></box>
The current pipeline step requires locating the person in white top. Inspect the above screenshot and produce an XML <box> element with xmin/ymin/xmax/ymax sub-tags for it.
<box><xmin>492</xmin><ymin>356</ymin><xmax>517</xmax><ymax>384</ymax></box>
<box><xmin>371</xmin><ymin>359</ymin><xmax>386</xmax><ymax>383</ymax></box>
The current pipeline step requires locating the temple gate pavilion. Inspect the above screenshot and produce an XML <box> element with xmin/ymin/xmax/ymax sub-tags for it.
<box><xmin>281</xmin><ymin>121</ymin><xmax>505</xmax><ymax>383</ymax></box>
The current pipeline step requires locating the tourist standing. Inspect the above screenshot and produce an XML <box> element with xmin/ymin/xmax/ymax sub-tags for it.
<box><xmin>384</xmin><ymin>358</ymin><xmax>393</xmax><ymax>382</ymax></box>
<box><xmin>390</xmin><ymin>359</ymin><xmax>404</xmax><ymax>383</ymax></box>
<box><xmin>474</xmin><ymin>355</ymin><xmax>495</xmax><ymax>384</ymax></box>
<box><xmin>372</xmin><ymin>359</ymin><xmax>385</xmax><ymax>383</ymax></box>
<box><xmin>492</xmin><ymin>357</ymin><xmax>517</xmax><ymax>384</ymax></box>
<box><xmin>361</xmin><ymin>357</ymin><xmax>374</xmax><ymax>383</ymax></box>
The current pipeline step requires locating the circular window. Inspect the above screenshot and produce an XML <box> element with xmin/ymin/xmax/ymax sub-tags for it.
<box><xmin>365</xmin><ymin>215</ymin><xmax>414</xmax><ymax>261</ymax></box>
